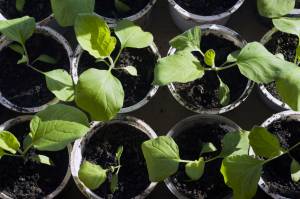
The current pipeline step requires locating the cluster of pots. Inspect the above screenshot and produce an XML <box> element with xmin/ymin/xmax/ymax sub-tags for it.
<box><xmin>0</xmin><ymin>0</ymin><xmax>300</xmax><ymax>199</ymax></box>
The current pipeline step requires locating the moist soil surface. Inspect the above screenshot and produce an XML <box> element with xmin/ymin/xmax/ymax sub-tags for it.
<box><xmin>173</xmin><ymin>34</ymin><xmax>248</xmax><ymax>110</ymax></box>
<box><xmin>0</xmin><ymin>0</ymin><xmax>52</xmax><ymax>21</ymax></box>
<box><xmin>175</xmin><ymin>0</ymin><xmax>238</xmax><ymax>16</ymax></box>
<box><xmin>83</xmin><ymin>122</ymin><xmax>150</xmax><ymax>199</ymax></box>
<box><xmin>0</xmin><ymin>120</ymin><xmax>69</xmax><ymax>199</ymax></box>
<box><xmin>170</xmin><ymin>122</ymin><xmax>233</xmax><ymax>198</ymax></box>
<box><xmin>95</xmin><ymin>0</ymin><xmax>149</xmax><ymax>18</ymax></box>
<box><xmin>0</xmin><ymin>32</ymin><xmax>70</xmax><ymax>109</ymax></box>
<box><xmin>78</xmin><ymin>44</ymin><xmax>157</xmax><ymax>108</ymax></box>
<box><xmin>262</xmin><ymin>118</ymin><xmax>300</xmax><ymax>198</ymax></box>
<box><xmin>264</xmin><ymin>32</ymin><xmax>299</xmax><ymax>101</ymax></box>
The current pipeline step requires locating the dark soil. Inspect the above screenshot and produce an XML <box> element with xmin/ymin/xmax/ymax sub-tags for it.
<box><xmin>0</xmin><ymin>120</ymin><xmax>69</xmax><ymax>199</ymax></box>
<box><xmin>170</xmin><ymin>122</ymin><xmax>233</xmax><ymax>199</ymax></box>
<box><xmin>264</xmin><ymin>32</ymin><xmax>299</xmax><ymax>101</ymax></box>
<box><xmin>262</xmin><ymin>118</ymin><xmax>300</xmax><ymax>198</ymax></box>
<box><xmin>83</xmin><ymin>122</ymin><xmax>150</xmax><ymax>199</ymax></box>
<box><xmin>95</xmin><ymin>0</ymin><xmax>149</xmax><ymax>18</ymax></box>
<box><xmin>0</xmin><ymin>33</ymin><xmax>70</xmax><ymax>109</ymax></box>
<box><xmin>0</xmin><ymin>0</ymin><xmax>52</xmax><ymax>21</ymax></box>
<box><xmin>78</xmin><ymin>43</ymin><xmax>157</xmax><ymax>108</ymax></box>
<box><xmin>173</xmin><ymin>34</ymin><xmax>248</xmax><ymax>110</ymax></box>
<box><xmin>175</xmin><ymin>0</ymin><xmax>238</xmax><ymax>16</ymax></box>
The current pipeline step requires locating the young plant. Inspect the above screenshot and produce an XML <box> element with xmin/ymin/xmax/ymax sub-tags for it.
<box><xmin>154</xmin><ymin>26</ymin><xmax>300</xmax><ymax>111</ymax></box>
<box><xmin>78</xmin><ymin>146</ymin><xmax>123</xmax><ymax>193</ymax></box>
<box><xmin>257</xmin><ymin>0</ymin><xmax>296</xmax><ymax>18</ymax></box>
<box><xmin>141</xmin><ymin>132</ymin><xmax>249</xmax><ymax>182</ymax></box>
<box><xmin>221</xmin><ymin>126</ymin><xmax>300</xmax><ymax>199</ymax></box>
<box><xmin>0</xmin><ymin>104</ymin><xmax>89</xmax><ymax>166</ymax></box>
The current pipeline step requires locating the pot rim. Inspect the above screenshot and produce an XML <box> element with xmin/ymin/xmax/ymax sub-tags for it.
<box><xmin>70</xmin><ymin>115</ymin><xmax>158</xmax><ymax>199</ymax></box>
<box><xmin>0</xmin><ymin>115</ymin><xmax>72</xmax><ymax>199</ymax></box>
<box><xmin>168</xmin><ymin>24</ymin><xmax>254</xmax><ymax>114</ymax></box>
<box><xmin>0</xmin><ymin>25</ymin><xmax>73</xmax><ymax>113</ymax></box>
<box><xmin>165</xmin><ymin>114</ymin><xmax>241</xmax><ymax>199</ymax></box>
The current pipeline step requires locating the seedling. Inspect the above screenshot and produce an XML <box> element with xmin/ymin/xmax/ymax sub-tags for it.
<box><xmin>141</xmin><ymin>132</ymin><xmax>249</xmax><ymax>182</ymax></box>
<box><xmin>221</xmin><ymin>126</ymin><xmax>300</xmax><ymax>199</ymax></box>
<box><xmin>154</xmin><ymin>26</ymin><xmax>300</xmax><ymax>111</ymax></box>
<box><xmin>0</xmin><ymin>104</ymin><xmax>89</xmax><ymax>166</ymax></box>
<box><xmin>78</xmin><ymin>146</ymin><xmax>123</xmax><ymax>193</ymax></box>
<box><xmin>257</xmin><ymin>0</ymin><xmax>296</xmax><ymax>18</ymax></box>
<box><xmin>15</xmin><ymin>0</ymin><xmax>26</xmax><ymax>12</ymax></box>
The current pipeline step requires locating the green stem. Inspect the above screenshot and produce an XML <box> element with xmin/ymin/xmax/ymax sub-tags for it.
<box><xmin>196</xmin><ymin>49</ymin><xmax>205</xmax><ymax>57</ymax></box>
<box><xmin>26</xmin><ymin>63</ymin><xmax>45</xmax><ymax>75</ymax></box>
<box><xmin>21</xmin><ymin>143</ymin><xmax>33</xmax><ymax>156</ymax></box>
<box><xmin>205</xmin><ymin>156</ymin><xmax>220</xmax><ymax>163</ymax></box>
<box><xmin>264</xmin><ymin>142</ymin><xmax>300</xmax><ymax>164</ymax></box>
<box><xmin>21</xmin><ymin>43</ymin><xmax>30</xmax><ymax>64</ymax></box>
<box><xmin>204</xmin><ymin>62</ymin><xmax>237</xmax><ymax>71</ymax></box>
<box><xmin>114</xmin><ymin>47</ymin><xmax>124</xmax><ymax>65</ymax></box>
<box><xmin>5</xmin><ymin>153</ymin><xmax>23</xmax><ymax>158</ymax></box>
<box><xmin>177</xmin><ymin>159</ymin><xmax>193</xmax><ymax>163</ymax></box>
<box><xmin>108</xmin><ymin>56</ymin><xmax>115</xmax><ymax>71</ymax></box>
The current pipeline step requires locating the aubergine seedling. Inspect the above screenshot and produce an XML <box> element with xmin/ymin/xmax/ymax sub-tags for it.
<box><xmin>78</xmin><ymin>146</ymin><xmax>123</xmax><ymax>193</ymax></box>
<box><xmin>141</xmin><ymin>132</ymin><xmax>249</xmax><ymax>182</ymax></box>
<box><xmin>257</xmin><ymin>0</ymin><xmax>296</xmax><ymax>18</ymax></box>
<box><xmin>153</xmin><ymin>26</ymin><xmax>300</xmax><ymax>111</ymax></box>
<box><xmin>221</xmin><ymin>126</ymin><xmax>300</xmax><ymax>199</ymax></box>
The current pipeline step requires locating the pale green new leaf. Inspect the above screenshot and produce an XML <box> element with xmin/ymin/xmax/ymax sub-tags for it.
<box><xmin>218</xmin><ymin>76</ymin><xmax>230</xmax><ymax>106</ymax></box>
<box><xmin>114</xmin><ymin>0</ymin><xmax>131</xmax><ymax>13</ymax></box>
<box><xmin>31</xmin><ymin>154</ymin><xmax>54</xmax><ymax>166</ymax></box>
<box><xmin>0</xmin><ymin>131</ymin><xmax>20</xmax><ymax>154</ymax></box>
<box><xmin>291</xmin><ymin>159</ymin><xmax>300</xmax><ymax>182</ymax></box>
<box><xmin>123</xmin><ymin>66</ymin><xmax>138</xmax><ymax>76</ymax></box>
<box><xmin>79</xmin><ymin>161</ymin><xmax>107</xmax><ymax>190</ymax></box>
<box><xmin>201</xmin><ymin>142</ymin><xmax>217</xmax><ymax>154</ymax></box>
<box><xmin>273</xmin><ymin>17</ymin><xmax>300</xmax><ymax>37</ymax></box>
<box><xmin>142</xmin><ymin>136</ymin><xmax>180</xmax><ymax>182</ymax></box>
<box><xmin>204</xmin><ymin>49</ymin><xmax>216</xmax><ymax>67</ymax></box>
<box><xmin>185</xmin><ymin>157</ymin><xmax>205</xmax><ymax>181</ymax></box>
<box><xmin>257</xmin><ymin>0</ymin><xmax>295</xmax><ymax>18</ymax></box>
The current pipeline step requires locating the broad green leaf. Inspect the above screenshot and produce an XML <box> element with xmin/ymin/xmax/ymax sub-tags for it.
<box><xmin>249</xmin><ymin>127</ymin><xmax>284</xmax><ymax>158</ymax></box>
<box><xmin>291</xmin><ymin>159</ymin><xmax>300</xmax><ymax>182</ymax></box>
<box><xmin>142</xmin><ymin>136</ymin><xmax>180</xmax><ymax>182</ymax></box>
<box><xmin>116</xmin><ymin>146</ymin><xmax>123</xmax><ymax>164</ymax></box>
<box><xmin>114</xmin><ymin>0</ymin><xmax>131</xmax><ymax>13</ymax></box>
<box><xmin>30</xmin><ymin>104</ymin><xmax>89</xmax><ymax>151</ymax></box>
<box><xmin>0</xmin><ymin>149</ymin><xmax>4</xmax><ymax>159</ymax></box>
<box><xmin>33</xmin><ymin>54</ymin><xmax>57</xmax><ymax>65</ymax></box>
<box><xmin>257</xmin><ymin>0</ymin><xmax>295</xmax><ymax>18</ymax></box>
<box><xmin>204</xmin><ymin>49</ymin><xmax>216</xmax><ymax>67</ymax></box>
<box><xmin>115</xmin><ymin>20</ymin><xmax>153</xmax><ymax>49</ymax></box>
<box><xmin>275</xmin><ymin>53</ymin><xmax>285</xmax><ymax>60</ymax></box>
<box><xmin>110</xmin><ymin>174</ymin><xmax>118</xmax><ymax>193</ymax></box>
<box><xmin>75</xmin><ymin>69</ymin><xmax>124</xmax><ymax>121</ymax></box>
<box><xmin>31</xmin><ymin>154</ymin><xmax>54</xmax><ymax>166</ymax></box>
<box><xmin>219</xmin><ymin>130</ymin><xmax>250</xmax><ymax>158</ymax></box>
<box><xmin>0</xmin><ymin>16</ymin><xmax>35</xmax><ymax>45</ymax></box>
<box><xmin>169</xmin><ymin>26</ymin><xmax>201</xmax><ymax>52</ymax></box>
<box><xmin>185</xmin><ymin>158</ymin><xmax>205</xmax><ymax>181</ymax></box>
<box><xmin>123</xmin><ymin>66</ymin><xmax>138</xmax><ymax>76</ymax></box>
<box><xmin>45</xmin><ymin>69</ymin><xmax>75</xmax><ymax>102</ymax></box>
<box><xmin>218</xmin><ymin>76</ymin><xmax>230</xmax><ymax>106</ymax></box>
<box><xmin>153</xmin><ymin>50</ymin><xmax>204</xmax><ymax>85</ymax></box>
<box><xmin>201</xmin><ymin>142</ymin><xmax>217</xmax><ymax>154</ymax></box>
<box><xmin>16</xmin><ymin>0</ymin><xmax>26</xmax><ymax>12</ymax></box>
<box><xmin>221</xmin><ymin>155</ymin><xmax>264</xmax><ymax>199</ymax></box>
<box><xmin>9</xmin><ymin>43</ymin><xmax>24</xmax><ymax>55</ymax></box>
<box><xmin>273</xmin><ymin>17</ymin><xmax>300</xmax><ymax>37</ymax></box>
<box><xmin>51</xmin><ymin>0</ymin><xmax>95</xmax><ymax>26</ymax></box>
<box><xmin>75</xmin><ymin>14</ymin><xmax>117</xmax><ymax>59</ymax></box>
<box><xmin>226</xmin><ymin>50</ymin><xmax>240</xmax><ymax>63</ymax></box>
<box><xmin>17</xmin><ymin>54</ymin><xmax>28</xmax><ymax>64</ymax></box>
<box><xmin>0</xmin><ymin>131</ymin><xmax>20</xmax><ymax>154</ymax></box>
<box><xmin>79</xmin><ymin>161</ymin><xmax>107</xmax><ymax>190</ymax></box>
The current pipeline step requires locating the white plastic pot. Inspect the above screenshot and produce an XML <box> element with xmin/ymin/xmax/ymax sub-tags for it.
<box><xmin>168</xmin><ymin>24</ymin><xmax>254</xmax><ymax>115</ymax></box>
<box><xmin>168</xmin><ymin>0</ymin><xmax>245</xmax><ymax>30</ymax></box>
<box><xmin>0</xmin><ymin>26</ymin><xmax>73</xmax><ymax>113</ymax></box>
<box><xmin>0</xmin><ymin>115</ymin><xmax>72</xmax><ymax>199</ymax></box>
<box><xmin>70</xmin><ymin>116</ymin><xmax>158</xmax><ymax>199</ymax></box>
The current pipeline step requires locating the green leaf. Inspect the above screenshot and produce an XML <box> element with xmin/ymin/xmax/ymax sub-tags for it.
<box><xmin>275</xmin><ymin>53</ymin><xmax>285</xmax><ymax>60</ymax></box>
<box><xmin>219</xmin><ymin>130</ymin><xmax>250</xmax><ymax>158</ymax></box>
<box><xmin>257</xmin><ymin>0</ymin><xmax>295</xmax><ymax>18</ymax></box>
<box><xmin>204</xmin><ymin>49</ymin><xmax>216</xmax><ymax>67</ymax></box>
<box><xmin>23</xmin><ymin>134</ymin><xmax>32</xmax><ymax>151</ymax></box>
<box><xmin>45</xmin><ymin>69</ymin><xmax>75</xmax><ymax>102</ymax></box>
<box><xmin>291</xmin><ymin>159</ymin><xmax>300</xmax><ymax>182</ymax></box>
<box><xmin>218</xmin><ymin>76</ymin><xmax>230</xmax><ymax>106</ymax></box>
<box><xmin>9</xmin><ymin>43</ymin><xmax>24</xmax><ymax>55</ymax></box>
<box><xmin>114</xmin><ymin>0</ymin><xmax>131</xmax><ymax>13</ymax></box>
<box><xmin>116</xmin><ymin>146</ymin><xmax>123</xmax><ymax>164</ymax></box>
<box><xmin>79</xmin><ymin>161</ymin><xmax>107</xmax><ymax>190</ymax></box>
<box><xmin>142</xmin><ymin>136</ymin><xmax>180</xmax><ymax>182</ymax></box>
<box><xmin>123</xmin><ymin>66</ymin><xmax>137</xmax><ymax>76</ymax></box>
<box><xmin>17</xmin><ymin>54</ymin><xmax>28</xmax><ymax>64</ymax></box>
<box><xmin>185</xmin><ymin>157</ymin><xmax>205</xmax><ymax>181</ymax></box>
<box><xmin>0</xmin><ymin>131</ymin><xmax>20</xmax><ymax>154</ymax></box>
<box><xmin>33</xmin><ymin>54</ymin><xmax>57</xmax><ymax>64</ymax></box>
<box><xmin>30</xmin><ymin>104</ymin><xmax>89</xmax><ymax>151</ymax></box>
<box><xmin>201</xmin><ymin>142</ymin><xmax>217</xmax><ymax>154</ymax></box>
<box><xmin>75</xmin><ymin>69</ymin><xmax>124</xmax><ymax>121</ymax></box>
<box><xmin>75</xmin><ymin>14</ymin><xmax>117</xmax><ymax>59</ymax></box>
<box><xmin>221</xmin><ymin>155</ymin><xmax>264</xmax><ymax>199</ymax></box>
<box><xmin>273</xmin><ymin>17</ymin><xmax>300</xmax><ymax>37</ymax></box>
<box><xmin>0</xmin><ymin>149</ymin><xmax>4</xmax><ymax>159</ymax></box>
<box><xmin>16</xmin><ymin>0</ymin><xmax>26</xmax><ymax>12</ymax></box>
<box><xmin>153</xmin><ymin>50</ymin><xmax>204</xmax><ymax>85</ymax></box>
<box><xmin>51</xmin><ymin>0</ymin><xmax>95</xmax><ymax>26</ymax></box>
<box><xmin>169</xmin><ymin>26</ymin><xmax>201</xmax><ymax>52</ymax></box>
<box><xmin>296</xmin><ymin>45</ymin><xmax>300</xmax><ymax>64</ymax></box>
<box><xmin>31</xmin><ymin>154</ymin><xmax>54</xmax><ymax>166</ymax></box>
<box><xmin>226</xmin><ymin>50</ymin><xmax>240</xmax><ymax>63</ymax></box>
<box><xmin>115</xmin><ymin>20</ymin><xmax>153</xmax><ymax>49</ymax></box>
<box><xmin>0</xmin><ymin>16</ymin><xmax>35</xmax><ymax>45</ymax></box>
<box><xmin>249</xmin><ymin>127</ymin><xmax>284</xmax><ymax>158</ymax></box>
<box><xmin>110</xmin><ymin>174</ymin><xmax>118</xmax><ymax>193</ymax></box>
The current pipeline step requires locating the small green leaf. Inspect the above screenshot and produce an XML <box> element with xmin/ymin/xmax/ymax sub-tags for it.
<box><xmin>291</xmin><ymin>159</ymin><xmax>300</xmax><ymax>182</ymax></box>
<box><xmin>114</xmin><ymin>0</ymin><xmax>131</xmax><ymax>13</ymax></box>
<box><xmin>16</xmin><ymin>0</ymin><xmax>26</xmax><ymax>12</ymax></box>
<box><xmin>249</xmin><ymin>127</ymin><xmax>284</xmax><ymax>158</ymax></box>
<box><xmin>115</xmin><ymin>20</ymin><xmax>153</xmax><ymax>49</ymax></box>
<box><xmin>17</xmin><ymin>54</ymin><xmax>28</xmax><ymax>64</ymax></box>
<box><xmin>204</xmin><ymin>49</ymin><xmax>216</xmax><ymax>67</ymax></box>
<box><xmin>218</xmin><ymin>76</ymin><xmax>230</xmax><ymax>106</ymax></box>
<box><xmin>33</xmin><ymin>54</ymin><xmax>57</xmax><ymax>64</ymax></box>
<box><xmin>45</xmin><ymin>69</ymin><xmax>75</xmax><ymax>102</ymax></box>
<box><xmin>75</xmin><ymin>69</ymin><xmax>124</xmax><ymax>121</ymax></box>
<box><xmin>31</xmin><ymin>154</ymin><xmax>54</xmax><ymax>166</ymax></box>
<box><xmin>79</xmin><ymin>161</ymin><xmax>107</xmax><ymax>190</ymax></box>
<box><xmin>257</xmin><ymin>0</ymin><xmax>295</xmax><ymax>18</ymax></box>
<box><xmin>201</xmin><ymin>142</ymin><xmax>217</xmax><ymax>154</ymax></box>
<box><xmin>116</xmin><ymin>146</ymin><xmax>123</xmax><ymax>164</ymax></box>
<box><xmin>0</xmin><ymin>131</ymin><xmax>20</xmax><ymax>154</ymax></box>
<box><xmin>23</xmin><ymin>134</ymin><xmax>32</xmax><ymax>151</ymax></box>
<box><xmin>9</xmin><ymin>43</ymin><xmax>24</xmax><ymax>55</ymax></box>
<box><xmin>110</xmin><ymin>174</ymin><xmax>118</xmax><ymax>193</ymax></box>
<box><xmin>123</xmin><ymin>66</ymin><xmax>138</xmax><ymax>76</ymax></box>
<box><xmin>153</xmin><ymin>50</ymin><xmax>204</xmax><ymax>85</ymax></box>
<box><xmin>142</xmin><ymin>136</ymin><xmax>180</xmax><ymax>182</ymax></box>
<box><xmin>273</xmin><ymin>17</ymin><xmax>300</xmax><ymax>37</ymax></box>
<box><xmin>185</xmin><ymin>157</ymin><xmax>205</xmax><ymax>181</ymax></box>
<box><xmin>226</xmin><ymin>50</ymin><xmax>240</xmax><ymax>63</ymax></box>
<box><xmin>221</xmin><ymin>155</ymin><xmax>264</xmax><ymax>199</ymax></box>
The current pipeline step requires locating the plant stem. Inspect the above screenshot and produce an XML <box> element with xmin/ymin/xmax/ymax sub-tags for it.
<box><xmin>21</xmin><ymin>143</ymin><xmax>33</xmax><ymax>156</ymax></box>
<box><xmin>205</xmin><ymin>156</ymin><xmax>220</xmax><ymax>163</ymax></box>
<box><xmin>264</xmin><ymin>142</ymin><xmax>300</xmax><ymax>164</ymax></box>
<box><xmin>108</xmin><ymin>56</ymin><xmax>115</xmax><ymax>71</ymax></box>
<box><xmin>5</xmin><ymin>153</ymin><xmax>23</xmax><ymax>158</ymax></box>
<box><xmin>177</xmin><ymin>159</ymin><xmax>193</xmax><ymax>163</ymax></box>
<box><xmin>21</xmin><ymin>43</ymin><xmax>30</xmax><ymax>64</ymax></box>
<box><xmin>26</xmin><ymin>63</ymin><xmax>45</xmax><ymax>75</ymax></box>
<box><xmin>204</xmin><ymin>62</ymin><xmax>237</xmax><ymax>71</ymax></box>
<box><xmin>114</xmin><ymin>47</ymin><xmax>124</xmax><ymax>65</ymax></box>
